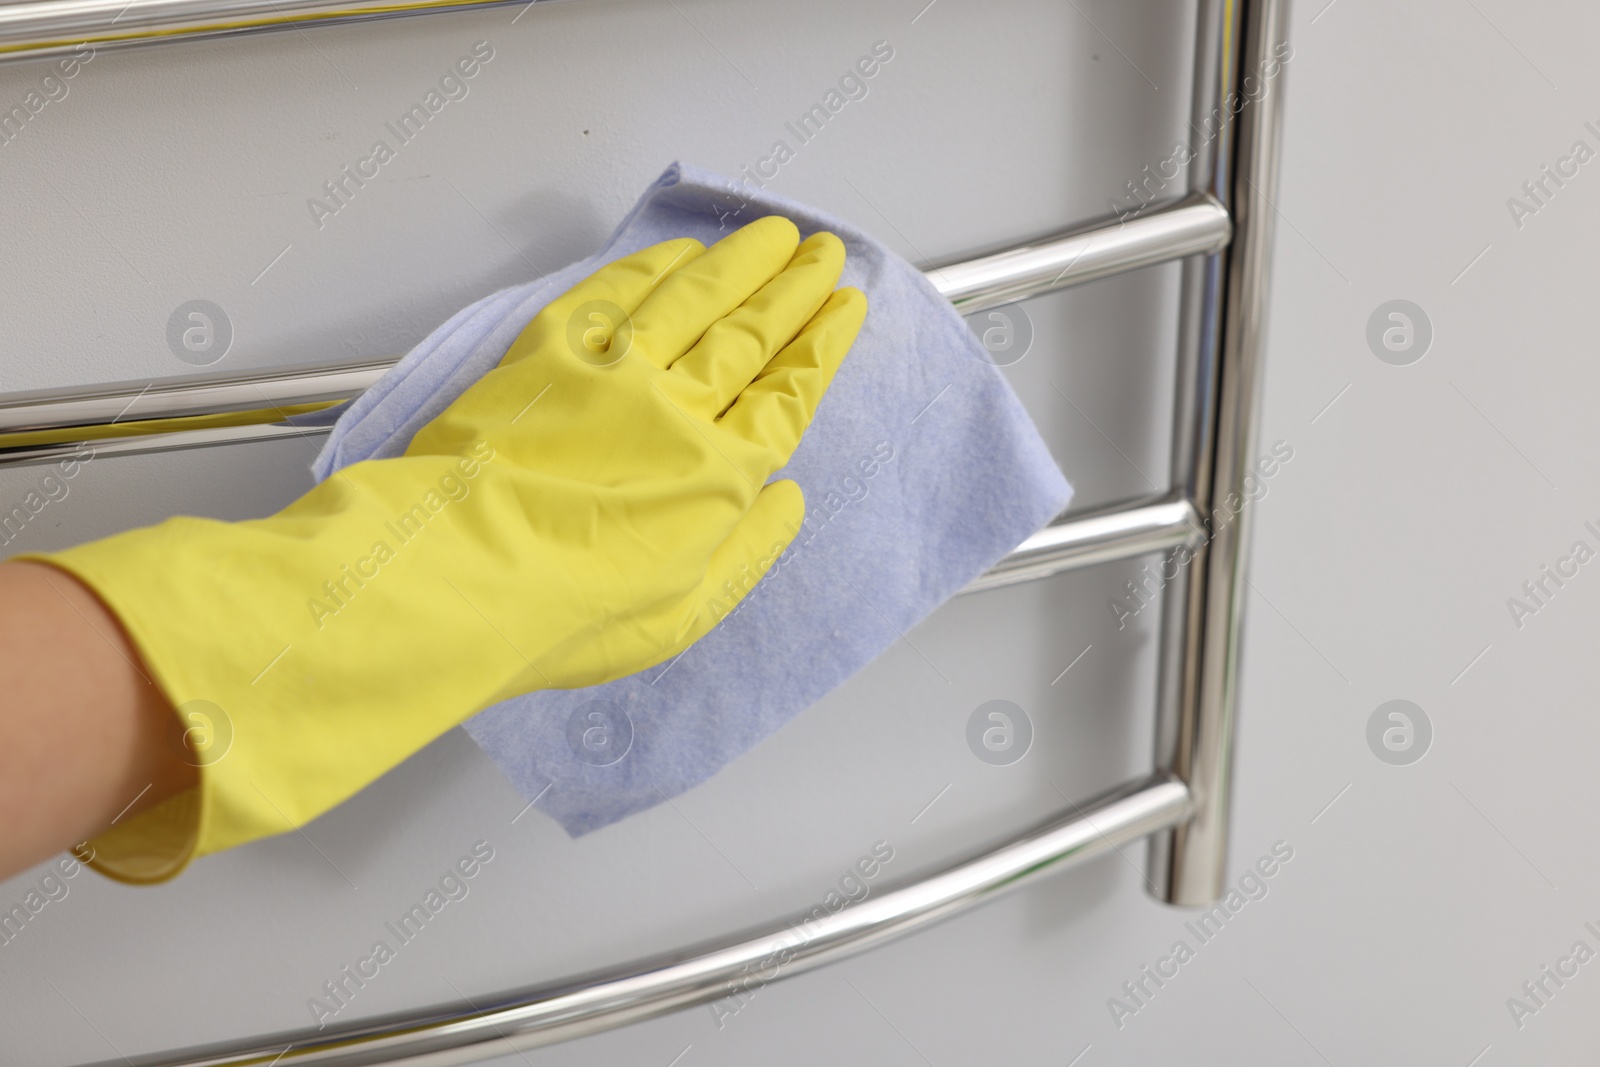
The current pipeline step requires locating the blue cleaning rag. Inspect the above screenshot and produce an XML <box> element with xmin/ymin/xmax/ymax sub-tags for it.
<box><xmin>310</xmin><ymin>163</ymin><xmax>1073</xmax><ymax>835</ymax></box>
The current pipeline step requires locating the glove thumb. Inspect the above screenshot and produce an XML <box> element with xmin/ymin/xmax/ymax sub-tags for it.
<box><xmin>684</xmin><ymin>479</ymin><xmax>806</xmax><ymax>645</ymax></box>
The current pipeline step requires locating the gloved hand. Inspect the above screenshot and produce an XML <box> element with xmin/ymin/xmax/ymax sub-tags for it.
<box><xmin>27</xmin><ymin>216</ymin><xmax>866</xmax><ymax>883</ymax></box>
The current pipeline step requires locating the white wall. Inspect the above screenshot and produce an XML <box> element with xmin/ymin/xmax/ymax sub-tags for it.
<box><xmin>3</xmin><ymin>0</ymin><xmax>1595</xmax><ymax>1063</ymax></box>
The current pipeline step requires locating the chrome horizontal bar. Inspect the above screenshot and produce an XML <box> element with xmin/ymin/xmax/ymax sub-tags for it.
<box><xmin>0</xmin><ymin>422</ymin><xmax>1196</xmax><ymax>598</ymax></box>
<box><xmin>0</xmin><ymin>361</ymin><xmax>390</xmax><ymax>438</ymax></box>
<box><xmin>929</xmin><ymin>193</ymin><xmax>1231</xmax><ymax>315</ymax></box>
<box><xmin>0</xmin><ymin>195</ymin><xmax>1228</xmax><ymax>464</ymax></box>
<box><xmin>963</xmin><ymin>492</ymin><xmax>1201</xmax><ymax>595</ymax></box>
<box><xmin>2</xmin><ymin>422</ymin><xmax>1196</xmax><ymax>596</ymax></box>
<box><xmin>79</xmin><ymin>772</ymin><xmax>1190</xmax><ymax>1067</ymax></box>
<box><xmin>0</xmin><ymin>0</ymin><xmax>552</xmax><ymax>63</ymax></box>
<box><xmin>0</xmin><ymin>420</ymin><xmax>342</xmax><ymax>468</ymax></box>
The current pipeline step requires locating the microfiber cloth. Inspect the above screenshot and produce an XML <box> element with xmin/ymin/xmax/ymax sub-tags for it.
<box><xmin>309</xmin><ymin>163</ymin><xmax>1073</xmax><ymax>835</ymax></box>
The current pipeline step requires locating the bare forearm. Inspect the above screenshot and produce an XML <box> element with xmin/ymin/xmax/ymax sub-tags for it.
<box><xmin>0</xmin><ymin>561</ymin><xmax>194</xmax><ymax>882</ymax></box>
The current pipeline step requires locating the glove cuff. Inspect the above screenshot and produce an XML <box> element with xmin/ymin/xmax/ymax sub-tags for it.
<box><xmin>81</xmin><ymin>788</ymin><xmax>202</xmax><ymax>884</ymax></box>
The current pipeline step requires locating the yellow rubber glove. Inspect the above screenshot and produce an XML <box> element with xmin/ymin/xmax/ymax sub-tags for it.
<box><xmin>27</xmin><ymin>217</ymin><xmax>866</xmax><ymax>883</ymax></box>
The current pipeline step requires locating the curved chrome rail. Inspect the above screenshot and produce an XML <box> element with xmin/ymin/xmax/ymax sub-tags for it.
<box><xmin>78</xmin><ymin>773</ymin><xmax>1190</xmax><ymax>1067</ymax></box>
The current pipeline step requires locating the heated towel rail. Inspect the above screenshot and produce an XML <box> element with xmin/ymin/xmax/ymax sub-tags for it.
<box><xmin>3</xmin><ymin>0</ymin><xmax>1288</xmax><ymax>1062</ymax></box>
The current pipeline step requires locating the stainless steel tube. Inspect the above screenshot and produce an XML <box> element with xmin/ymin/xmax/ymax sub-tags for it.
<box><xmin>929</xmin><ymin>193</ymin><xmax>1229</xmax><ymax>315</ymax></box>
<box><xmin>0</xmin><ymin>0</ymin><xmax>547</xmax><ymax>63</ymax></box>
<box><xmin>1148</xmin><ymin>0</ymin><xmax>1288</xmax><ymax>906</ymax></box>
<box><xmin>962</xmin><ymin>492</ymin><xmax>1201</xmax><ymax>595</ymax></box>
<box><xmin>0</xmin><ymin>195</ymin><xmax>1231</xmax><ymax>466</ymax></box>
<box><xmin>0</xmin><ymin>361</ymin><xmax>391</xmax><ymax>437</ymax></box>
<box><xmin>76</xmin><ymin>773</ymin><xmax>1191</xmax><ymax>1067</ymax></box>
<box><xmin>1147</xmin><ymin>0</ymin><xmax>1231</xmax><ymax>907</ymax></box>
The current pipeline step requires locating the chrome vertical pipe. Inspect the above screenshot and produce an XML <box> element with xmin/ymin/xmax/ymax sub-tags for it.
<box><xmin>1149</xmin><ymin>0</ymin><xmax>1289</xmax><ymax>905</ymax></box>
<box><xmin>1148</xmin><ymin>0</ymin><xmax>1230</xmax><ymax>904</ymax></box>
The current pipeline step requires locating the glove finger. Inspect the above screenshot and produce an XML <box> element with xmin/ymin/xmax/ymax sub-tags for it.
<box><xmin>681</xmin><ymin>479</ymin><xmax>804</xmax><ymax>645</ymax></box>
<box><xmin>667</xmin><ymin>232</ymin><xmax>846</xmax><ymax>418</ymax></box>
<box><xmin>411</xmin><ymin>239</ymin><xmax>706</xmax><ymax>453</ymax></box>
<box><xmin>499</xmin><ymin>236</ymin><xmax>705</xmax><ymax>371</ymax></box>
<box><xmin>629</xmin><ymin>216</ymin><xmax>800</xmax><ymax>370</ymax></box>
<box><xmin>718</xmin><ymin>286</ymin><xmax>867</xmax><ymax>467</ymax></box>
